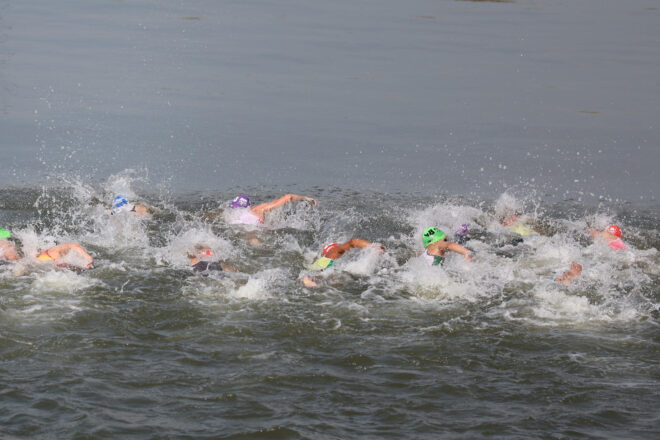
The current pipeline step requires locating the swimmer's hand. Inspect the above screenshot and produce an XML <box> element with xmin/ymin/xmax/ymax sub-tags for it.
<box><xmin>464</xmin><ymin>253</ymin><xmax>473</xmax><ymax>261</ymax></box>
<box><xmin>305</xmin><ymin>197</ymin><xmax>318</xmax><ymax>206</ymax></box>
<box><xmin>555</xmin><ymin>262</ymin><xmax>581</xmax><ymax>285</ymax></box>
<box><xmin>302</xmin><ymin>276</ymin><xmax>318</xmax><ymax>288</ymax></box>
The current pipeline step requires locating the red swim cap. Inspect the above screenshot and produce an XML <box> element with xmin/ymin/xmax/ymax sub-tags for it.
<box><xmin>322</xmin><ymin>243</ymin><xmax>339</xmax><ymax>257</ymax></box>
<box><xmin>607</xmin><ymin>225</ymin><xmax>622</xmax><ymax>237</ymax></box>
<box><xmin>197</xmin><ymin>248</ymin><xmax>215</xmax><ymax>258</ymax></box>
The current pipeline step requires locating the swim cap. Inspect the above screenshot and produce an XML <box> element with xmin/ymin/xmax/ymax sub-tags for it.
<box><xmin>457</xmin><ymin>224</ymin><xmax>469</xmax><ymax>236</ymax></box>
<box><xmin>112</xmin><ymin>195</ymin><xmax>129</xmax><ymax>210</ymax></box>
<box><xmin>310</xmin><ymin>256</ymin><xmax>334</xmax><ymax>271</ymax></box>
<box><xmin>197</xmin><ymin>248</ymin><xmax>215</xmax><ymax>258</ymax></box>
<box><xmin>607</xmin><ymin>225</ymin><xmax>622</xmax><ymax>238</ymax></box>
<box><xmin>231</xmin><ymin>195</ymin><xmax>250</xmax><ymax>209</ymax></box>
<box><xmin>0</xmin><ymin>227</ymin><xmax>10</xmax><ymax>239</ymax></box>
<box><xmin>422</xmin><ymin>227</ymin><xmax>446</xmax><ymax>247</ymax></box>
<box><xmin>322</xmin><ymin>243</ymin><xmax>339</xmax><ymax>257</ymax></box>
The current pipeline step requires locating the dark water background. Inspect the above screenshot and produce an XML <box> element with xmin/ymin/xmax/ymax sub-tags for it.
<box><xmin>1</xmin><ymin>0</ymin><xmax>659</xmax><ymax>438</ymax></box>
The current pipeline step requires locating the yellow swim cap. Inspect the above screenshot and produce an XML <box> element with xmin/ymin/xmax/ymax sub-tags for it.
<box><xmin>310</xmin><ymin>257</ymin><xmax>334</xmax><ymax>271</ymax></box>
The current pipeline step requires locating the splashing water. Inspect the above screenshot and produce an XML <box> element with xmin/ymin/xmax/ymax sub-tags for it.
<box><xmin>1</xmin><ymin>178</ymin><xmax>658</xmax><ymax>439</ymax></box>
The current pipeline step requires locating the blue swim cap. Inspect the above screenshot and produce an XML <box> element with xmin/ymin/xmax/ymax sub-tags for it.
<box><xmin>112</xmin><ymin>195</ymin><xmax>129</xmax><ymax>210</ymax></box>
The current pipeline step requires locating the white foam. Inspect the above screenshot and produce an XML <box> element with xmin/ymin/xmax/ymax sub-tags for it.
<box><xmin>31</xmin><ymin>269</ymin><xmax>98</xmax><ymax>294</ymax></box>
<box><xmin>232</xmin><ymin>277</ymin><xmax>272</xmax><ymax>300</ymax></box>
<box><xmin>162</xmin><ymin>228</ymin><xmax>236</xmax><ymax>267</ymax></box>
<box><xmin>342</xmin><ymin>246</ymin><xmax>383</xmax><ymax>276</ymax></box>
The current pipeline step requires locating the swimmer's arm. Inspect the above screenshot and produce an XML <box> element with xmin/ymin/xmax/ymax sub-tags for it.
<box><xmin>555</xmin><ymin>262</ymin><xmax>582</xmax><ymax>285</ymax></box>
<box><xmin>67</xmin><ymin>243</ymin><xmax>94</xmax><ymax>268</ymax></box>
<box><xmin>425</xmin><ymin>243</ymin><xmax>443</xmax><ymax>257</ymax></box>
<box><xmin>133</xmin><ymin>204</ymin><xmax>152</xmax><ymax>217</ymax></box>
<box><xmin>346</xmin><ymin>238</ymin><xmax>372</xmax><ymax>249</ymax></box>
<box><xmin>327</xmin><ymin>239</ymin><xmax>373</xmax><ymax>259</ymax></box>
<box><xmin>0</xmin><ymin>241</ymin><xmax>19</xmax><ymax>260</ymax></box>
<box><xmin>353</xmin><ymin>239</ymin><xmax>386</xmax><ymax>254</ymax></box>
<box><xmin>252</xmin><ymin>194</ymin><xmax>318</xmax><ymax>215</ymax></box>
<box><xmin>589</xmin><ymin>229</ymin><xmax>604</xmax><ymax>239</ymax></box>
<box><xmin>447</xmin><ymin>242</ymin><xmax>472</xmax><ymax>260</ymax></box>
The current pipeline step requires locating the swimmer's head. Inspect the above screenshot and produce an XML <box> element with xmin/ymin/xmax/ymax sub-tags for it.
<box><xmin>502</xmin><ymin>214</ymin><xmax>519</xmax><ymax>226</ymax></box>
<box><xmin>111</xmin><ymin>195</ymin><xmax>134</xmax><ymax>213</ymax></box>
<box><xmin>422</xmin><ymin>227</ymin><xmax>446</xmax><ymax>247</ymax></box>
<box><xmin>607</xmin><ymin>224</ymin><xmax>622</xmax><ymax>238</ymax></box>
<box><xmin>231</xmin><ymin>195</ymin><xmax>250</xmax><ymax>209</ymax></box>
<box><xmin>322</xmin><ymin>243</ymin><xmax>339</xmax><ymax>257</ymax></box>
<box><xmin>0</xmin><ymin>227</ymin><xmax>11</xmax><ymax>239</ymax></box>
<box><xmin>457</xmin><ymin>224</ymin><xmax>469</xmax><ymax>236</ymax></box>
<box><xmin>194</xmin><ymin>244</ymin><xmax>215</xmax><ymax>259</ymax></box>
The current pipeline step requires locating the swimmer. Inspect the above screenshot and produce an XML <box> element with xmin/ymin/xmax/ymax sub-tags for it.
<box><xmin>555</xmin><ymin>262</ymin><xmax>583</xmax><ymax>285</ymax></box>
<box><xmin>455</xmin><ymin>223</ymin><xmax>470</xmax><ymax>246</ymax></box>
<box><xmin>227</xmin><ymin>193</ymin><xmax>318</xmax><ymax>225</ymax></box>
<box><xmin>302</xmin><ymin>239</ymin><xmax>385</xmax><ymax>288</ymax></box>
<box><xmin>36</xmin><ymin>242</ymin><xmax>94</xmax><ymax>270</ymax></box>
<box><xmin>589</xmin><ymin>224</ymin><xmax>629</xmax><ymax>250</ymax></box>
<box><xmin>500</xmin><ymin>213</ymin><xmax>535</xmax><ymax>236</ymax></box>
<box><xmin>188</xmin><ymin>244</ymin><xmax>236</xmax><ymax>274</ymax></box>
<box><xmin>554</xmin><ymin>224</ymin><xmax>626</xmax><ymax>285</ymax></box>
<box><xmin>0</xmin><ymin>227</ymin><xmax>20</xmax><ymax>261</ymax></box>
<box><xmin>109</xmin><ymin>195</ymin><xmax>152</xmax><ymax>217</ymax></box>
<box><xmin>422</xmin><ymin>227</ymin><xmax>472</xmax><ymax>266</ymax></box>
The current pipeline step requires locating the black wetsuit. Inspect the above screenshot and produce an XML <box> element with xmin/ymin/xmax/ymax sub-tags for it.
<box><xmin>192</xmin><ymin>261</ymin><xmax>224</xmax><ymax>273</ymax></box>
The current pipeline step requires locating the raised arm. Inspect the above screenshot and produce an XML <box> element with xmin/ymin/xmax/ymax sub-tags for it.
<box><xmin>252</xmin><ymin>194</ymin><xmax>317</xmax><ymax>216</ymax></box>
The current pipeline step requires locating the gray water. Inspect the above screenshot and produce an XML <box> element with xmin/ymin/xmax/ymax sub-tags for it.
<box><xmin>2</xmin><ymin>0</ymin><xmax>659</xmax><ymax>201</ymax></box>
<box><xmin>1</xmin><ymin>0</ymin><xmax>659</xmax><ymax>439</ymax></box>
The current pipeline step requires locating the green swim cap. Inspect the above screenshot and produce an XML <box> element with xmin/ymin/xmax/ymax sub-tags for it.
<box><xmin>0</xmin><ymin>227</ymin><xmax>11</xmax><ymax>239</ymax></box>
<box><xmin>422</xmin><ymin>227</ymin><xmax>446</xmax><ymax>247</ymax></box>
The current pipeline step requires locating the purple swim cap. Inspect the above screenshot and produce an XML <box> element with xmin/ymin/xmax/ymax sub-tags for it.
<box><xmin>231</xmin><ymin>195</ymin><xmax>250</xmax><ymax>209</ymax></box>
<box><xmin>457</xmin><ymin>224</ymin><xmax>469</xmax><ymax>236</ymax></box>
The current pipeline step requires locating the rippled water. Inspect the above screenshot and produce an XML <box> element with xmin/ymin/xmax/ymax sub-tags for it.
<box><xmin>0</xmin><ymin>177</ymin><xmax>658</xmax><ymax>438</ymax></box>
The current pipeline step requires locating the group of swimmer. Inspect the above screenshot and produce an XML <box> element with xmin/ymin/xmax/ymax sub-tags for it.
<box><xmin>496</xmin><ymin>212</ymin><xmax>629</xmax><ymax>285</ymax></box>
<box><xmin>0</xmin><ymin>192</ymin><xmax>631</xmax><ymax>287</ymax></box>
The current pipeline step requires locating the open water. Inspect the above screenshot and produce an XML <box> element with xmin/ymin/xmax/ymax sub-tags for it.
<box><xmin>1</xmin><ymin>0</ymin><xmax>659</xmax><ymax>439</ymax></box>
